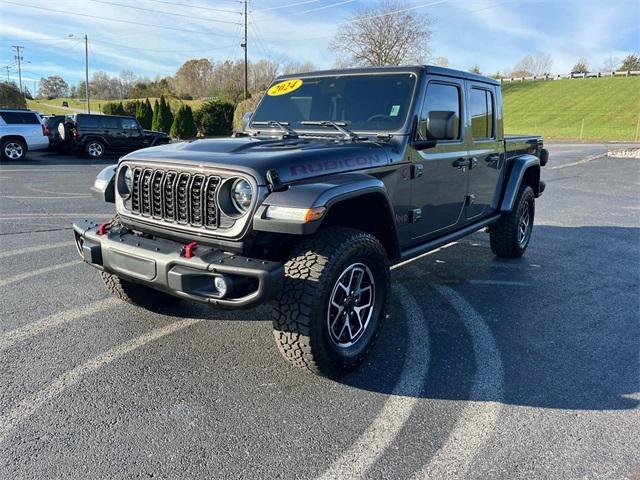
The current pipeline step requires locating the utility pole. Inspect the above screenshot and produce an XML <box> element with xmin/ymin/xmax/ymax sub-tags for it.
<box><xmin>4</xmin><ymin>65</ymin><xmax>10</xmax><ymax>83</ymax></box>
<box><xmin>84</xmin><ymin>34</ymin><xmax>90</xmax><ymax>113</ymax></box>
<box><xmin>241</xmin><ymin>0</ymin><xmax>248</xmax><ymax>100</ymax></box>
<box><xmin>12</xmin><ymin>46</ymin><xmax>23</xmax><ymax>96</ymax></box>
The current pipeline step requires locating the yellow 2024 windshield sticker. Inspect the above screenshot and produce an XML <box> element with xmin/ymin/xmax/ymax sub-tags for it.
<box><xmin>267</xmin><ymin>79</ymin><xmax>303</xmax><ymax>96</ymax></box>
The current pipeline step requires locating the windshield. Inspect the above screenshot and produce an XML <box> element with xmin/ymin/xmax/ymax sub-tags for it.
<box><xmin>251</xmin><ymin>73</ymin><xmax>417</xmax><ymax>133</ymax></box>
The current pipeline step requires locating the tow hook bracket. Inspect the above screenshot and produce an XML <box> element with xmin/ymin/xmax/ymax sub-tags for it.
<box><xmin>97</xmin><ymin>222</ymin><xmax>112</xmax><ymax>236</ymax></box>
<box><xmin>182</xmin><ymin>241</ymin><xmax>198</xmax><ymax>259</ymax></box>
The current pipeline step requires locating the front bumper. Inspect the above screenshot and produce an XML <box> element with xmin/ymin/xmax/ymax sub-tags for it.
<box><xmin>72</xmin><ymin>220</ymin><xmax>283</xmax><ymax>309</ymax></box>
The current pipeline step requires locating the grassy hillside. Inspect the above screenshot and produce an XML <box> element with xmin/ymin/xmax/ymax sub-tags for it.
<box><xmin>502</xmin><ymin>76</ymin><xmax>640</xmax><ymax>141</ymax></box>
<box><xmin>27</xmin><ymin>97</ymin><xmax>205</xmax><ymax>116</ymax></box>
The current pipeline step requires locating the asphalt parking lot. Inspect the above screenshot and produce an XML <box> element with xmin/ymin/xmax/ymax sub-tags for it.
<box><xmin>0</xmin><ymin>143</ymin><xmax>638</xmax><ymax>479</ymax></box>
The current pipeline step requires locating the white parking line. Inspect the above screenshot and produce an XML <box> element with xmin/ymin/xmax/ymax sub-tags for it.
<box><xmin>0</xmin><ymin>298</ymin><xmax>118</xmax><ymax>351</ymax></box>
<box><xmin>391</xmin><ymin>242</ymin><xmax>459</xmax><ymax>270</ymax></box>
<box><xmin>0</xmin><ymin>241</ymin><xmax>72</xmax><ymax>259</ymax></box>
<box><xmin>468</xmin><ymin>280</ymin><xmax>531</xmax><ymax>286</ymax></box>
<box><xmin>318</xmin><ymin>285</ymin><xmax>430</xmax><ymax>480</ymax></box>
<box><xmin>2</xmin><ymin>195</ymin><xmax>91</xmax><ymax>199</ymax></box>
<box><xmin>0</xmin><ymin>260</ymin><xmax>82</xmax><ymax>288</ymax></box>
<box><xmin>416</xmin><ymin>285</ymin><xmax>504</xmax><ymax>480</ymax></box>
<box><xmin>0</xmin><ymin>319</ymin><xmax>199</xmax><ymax>444</ymax></box>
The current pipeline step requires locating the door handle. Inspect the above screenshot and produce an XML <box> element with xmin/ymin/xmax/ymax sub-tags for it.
<box><xmin>452</xmin><ymin>158</ymin><xmax>470</xmax><ymax>169</ymax></box>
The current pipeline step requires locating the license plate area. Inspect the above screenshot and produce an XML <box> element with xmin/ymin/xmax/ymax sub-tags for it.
<box><xmin>108</xmin><ymin>249</ymin><xmax>157</xmax><ymax>281</ymax></box>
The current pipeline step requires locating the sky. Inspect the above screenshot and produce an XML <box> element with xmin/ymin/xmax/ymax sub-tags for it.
<box><xmin>0</xmin><ymin>0</ymin><xmax>638</xmax><ymax>89</ymax></box>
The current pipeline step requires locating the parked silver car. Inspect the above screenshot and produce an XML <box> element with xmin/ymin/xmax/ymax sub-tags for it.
<box><xmin>0</xmin><ymin>109</ymin><xmax>49</xmax><ymax>161</ymax></box>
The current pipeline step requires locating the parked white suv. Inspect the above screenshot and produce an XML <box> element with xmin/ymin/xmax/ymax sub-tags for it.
<box><xmin>0</xmin><ymin>109</ymin><xmax>49</xmax><ymax>161</ymax></box>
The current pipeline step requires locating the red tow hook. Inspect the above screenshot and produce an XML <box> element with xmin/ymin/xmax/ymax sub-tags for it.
<box><xmin>97</xmin><ymin>222</ymin><xmax>111</xmax><ymax>236</ymax></box>
<box><xmin>182</xmin><ymin>241</ymin><xmax>198</xmax><ymax>259</ymax></box>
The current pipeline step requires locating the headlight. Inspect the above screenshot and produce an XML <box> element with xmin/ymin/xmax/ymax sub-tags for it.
<box><xmin>117</xmin><ymin>165</ymin><xmax>133</xmax><ymax>199</ymax></box>
<box><xmin>231</xmin><ymin>178</ymin><xmax>252</xmax><ymax>212</ymax></box>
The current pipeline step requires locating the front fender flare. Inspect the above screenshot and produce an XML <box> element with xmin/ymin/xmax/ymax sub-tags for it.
<box><xmin>253</xmin><ymin>173</ymin><xmax>395</xmax><ymax>236</ymax></box>
<box><xmin>500</xmin><ymin>154</ymin><xmax>540</xmax><ymax>212</ymax></box>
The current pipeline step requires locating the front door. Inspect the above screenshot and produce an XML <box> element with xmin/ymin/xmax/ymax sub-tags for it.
<box><xmin>410</xmin><ymin>79</ymin><xmax>469</xmax><ymax>240</ymax></box>
<box><xmin>120</xmin><ymin>117</ymin><xmax>148</xmax><ymax>150</ymax></box>
<box><xmin>465</xmin><ymin>83</ymin><xmax>503</xmax><ymax>220</ymax></box>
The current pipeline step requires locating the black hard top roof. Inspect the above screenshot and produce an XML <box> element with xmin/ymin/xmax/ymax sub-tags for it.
<box><xmin>277</xmin><ymin>65</ymin><xmax>500</xmax><ymax>86</ymax></box>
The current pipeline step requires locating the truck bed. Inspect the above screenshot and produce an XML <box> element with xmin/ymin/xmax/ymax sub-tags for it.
<box><xmin>504</xmin><ymin>134</ymin><xmax>544</xmax><ymax>159</ymax></box>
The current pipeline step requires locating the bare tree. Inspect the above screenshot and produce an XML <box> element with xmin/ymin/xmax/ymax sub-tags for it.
<box><xmin>250</xmin><ymin>59</ymin><xmax>280</xmax><ymax>92</ymax></box>
<box><xmin>601</xmin><ymin>54</ymin><xmax>619</xmax><ymax>73</ymax></box>
<box><xmin>511</xmin><ymin>53</ymin><xmax>553</xmax><ymax>77</ymax></box>
<box><xmin>434</xmin><ymin>56</ymin><xmax>449</xmax><ymax>67</ymax></box>
<box><xmin>330</xmin><ymin>0</ymin><xmax>433</xmax><ymax>67</ymax></box>
<box><xmin>572</xmin><ymin>58</ymin><xmax>589</xmax><ymax>74</ymax></box>
<box><xmin>280</xmin><ymin>61</ymin><xmax>316</xmax><ymax>75</ymax></box>
<box><xmin>172</xmin><ymin>59</ymin><xmax>214</xmax><ymax>99</ymax></box>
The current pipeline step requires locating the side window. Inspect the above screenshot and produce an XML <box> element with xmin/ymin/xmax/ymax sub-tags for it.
<box><xmin>420</xmin><ymin>83</ymin><xmax>461</xmax><ymax>141</ymax></box>
<box><xmin>20</xmin><ymin>113</ymin><xmax>40</xmax><ymax>124</ymax></box>
<box><xmin>78</xmin><ymin>115</ymin><xmax>99</xmax><ymax>128</ymax></box>
<box><xmin>100</xmin><ymin>116</ymin><xmax>120</xmax><ymax>129</ymax></box>
<box><xmin>470</xmin><ymin>88</ymin><xmax>495</xmax><ymax>140</ymax></box>
<box><xmin>1</xmin><ymin>112</ymin><xmax>25</xmax><ymax>124</ymax></box>
<box><xmin>121</xmin><ymin>118</ymin><xmax>138</xmax><ymax>130</ymax></box>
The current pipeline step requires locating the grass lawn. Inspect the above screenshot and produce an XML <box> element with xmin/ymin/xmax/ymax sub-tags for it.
<box><xmin>502</xmin><ymin>76</ymin><xmax>640</xmax><ymax>141</ymax></box>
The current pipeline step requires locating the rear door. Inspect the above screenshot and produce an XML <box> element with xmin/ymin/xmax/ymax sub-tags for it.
<box><xmin>0</xmin><ymin>111</ymin><xmax>43</xmax><ymax>148</ymax></box>
<box><xmin>465</xmin><ymin>82</ymin><xmax>503</xmax><ymax>220</ymax></box>
<box><xmin>410</xmin><ymin>78</ymin><xmax>470</xmax><ymax>240</ymax></box>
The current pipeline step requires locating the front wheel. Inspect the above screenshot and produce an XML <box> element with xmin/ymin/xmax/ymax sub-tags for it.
<box><xmin>1</xmin><ymin>139</ymin><xmax>26</xmax><ymax>161</ymax></box>
<box><xmin>490</xmin><ymin>185</ymin><xmax>535</xmax><ymax>258</ymax></box>
<box><xmin>272</xmin><ymin>227</ymin><xmax>389</xmax><ymax>377</ymax></box>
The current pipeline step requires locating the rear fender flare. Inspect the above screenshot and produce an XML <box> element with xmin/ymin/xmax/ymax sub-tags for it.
<box><xmin>500</xmin><ymin>154</ymin><xmax>540</xmax><ymax>212</ymax></box>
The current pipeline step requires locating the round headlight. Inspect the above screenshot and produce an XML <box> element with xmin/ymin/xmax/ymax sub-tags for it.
<box><xmin>231</xmin><ymin>178</ymin><xmax>252</xmax><ymax>212</ymax></box>
<box><xmin>118</xmin><ymin>165</ymin><xmax>133</xmax><ymax>199</ymax></box>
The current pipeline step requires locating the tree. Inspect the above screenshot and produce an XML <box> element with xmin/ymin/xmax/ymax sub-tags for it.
<box><xmin>250</xmin><ymin>59</ymin><xmax>280</xmax><ymax>92</ymax></box>
<box><xmin>123</xmin><ymin>100</ymin><xmax>139</xmax><ymax>117</ymax></box>
<box><xmin>511</xmin><ymin>53</ymin><xmax>553</xmax><ymax>77</ymax></box>
<box><xmin>194</xmin><ymin>100</ymin><xmax>234</xmax><ymax>136</ymax></box>
<box><xmin>572</xmin><ymin>58</ymin><xmax>589</xmax><ymax>74</ymax></box>
<box><xmin>136</xmin><ymin>99</ymin><xmax>153</xmax><ymax>129</ymax></box>
<box><xmin>280</xmin><ymin>61</ymin><xmax>316</xmax><ymax>76</ymax></box>
<box><xmin>119</xmin><ymin>69</ymin><xmax>136</xmax><ymax>98</ymax></box>
<box><xmin>619</xmin><ymin>54</ymin><xmax>640</xmax><ymax>71</ymax></box>
<box><xmin>170</xmin><ymin>105</ymin><xmax>197</xmax><ymax>139</ymax></box>
<box><xmin>233</xmin><ymin>93</ymin><xmax>263</xmax><ymax>131</ymax></box>
<box><xmin>152</xmin><ymin>99</ymin><xmax>160</xmax><ymax>131</ymax></box>
<box><xmin>601</xmin><ymin>55</ymin><xmax>619</xmax><ymax>73</ymax></box>
<box><xmin>434</xmin><ymin>57</ymin><xmax>449</xmax><ymax>67</ymax></box>
<box><xmin>330</xmin><ymin>0</ymin><xmax>432</xmax><ymax>67</ymax></box>
<box><xmin>469</xmin><ymin>65</ymin><xmax>481</xmax><ymax>74</ymax></box>
<box><xmin>172</xmin><ymin>59</ymin><xmax>214</xmax><ymax>99</ymax></box>
<box><xmin>0</xmin><ymin>82</ymin><xmax>27</xmax><ymax>109</ymax></box>
<box><xmin>38</xmin><ymin>76</ymin><xmax>69</xmax><ymax>98</ymax></box>
<box><xmin>154</xmin><ymin>95</ymin><xmax>173</xmax><ymax>133</ymax></box>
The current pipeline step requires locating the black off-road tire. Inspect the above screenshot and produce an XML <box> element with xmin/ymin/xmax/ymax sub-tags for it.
<box><xmin>272</xmin><ymin>227</ymin><xmax>389</xmax><ymax>377</ymax></box>
<box><xmin>490</xmin><ymin>185</ymin><xmax>535</xmax><ymax>258</ymax></box>
<box><xmin>101</xmin><ymin>272</ymin><xmax>180</xmax><ymax>310</ymax></box>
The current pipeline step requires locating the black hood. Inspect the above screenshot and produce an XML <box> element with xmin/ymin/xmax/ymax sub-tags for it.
<box><xmin>143</xmin><ymin>129</ymin><xmax>169</xmax><ymax>137</ymax></box>
<box><xmin>123</xmin><ymin>136</ymin><xmax>392</xmax><ymax>185</ymax></box>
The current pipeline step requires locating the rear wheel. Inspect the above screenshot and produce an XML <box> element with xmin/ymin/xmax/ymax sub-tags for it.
<box><xmin>85</xmin><ymin>139</ymin><xmax>105</xmax><ymax>159</ymax></box>
<box><xmin>490</xmin><ymin>185</ymin><xmax>535</xmax><ymax>258</ymax></box>
<box><xmin>1</xmin><ymin>139</ymin><xmax>26</xmax><ymax>161</ymax></box>
<box><xmin>272</xmin><ymin>227</ymin><xmax>389</xmax><ymax>377</ymax></box>
<box><xmin>101</xmin><ymin>272</ymin><xmax>180</xmax><ymax>310</ymax></box>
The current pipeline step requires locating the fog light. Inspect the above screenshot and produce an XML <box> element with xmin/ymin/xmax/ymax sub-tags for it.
<box><xmin>214</xmin><ymin>276</ymin><xmax>228</xmax><ymax>297</ymax></box>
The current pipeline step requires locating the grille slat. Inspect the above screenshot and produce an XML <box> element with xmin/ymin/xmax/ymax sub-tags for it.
<box><xmin>126</xmin><ymin>166</ymin><xmax>220</xmax><ymax>229</ymax></box>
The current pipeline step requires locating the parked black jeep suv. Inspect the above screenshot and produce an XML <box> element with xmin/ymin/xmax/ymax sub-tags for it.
<box><xmin>59</xmin><ymin>114</ymin><xmax>169</xmax><ymax>159</ymax></box>
<box><xmin>74</xmin><ymin>66</ymin><xmax>548</xmax><ymax>377</ymax></box>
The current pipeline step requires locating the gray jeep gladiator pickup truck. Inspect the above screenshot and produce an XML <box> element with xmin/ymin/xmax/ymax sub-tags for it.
<box><xmin>73</xmin><ymin>66</ymin><xmax>548</xmax><ymax>377</ymax></box>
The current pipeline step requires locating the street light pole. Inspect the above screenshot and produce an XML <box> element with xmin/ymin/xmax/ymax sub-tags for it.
<box><xmin>84</xmin><ymin>34</ymin><xmax>90</xmax><ymax>113</ymax></box>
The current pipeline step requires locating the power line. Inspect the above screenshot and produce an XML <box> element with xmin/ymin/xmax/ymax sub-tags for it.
<box><xmin>253</xmin><ymin>0</ymin><xmax>323</xmax><ymax>12</ymax></box>
<box><xmin>143</xmin><ymin>0</ymin><xmax>243</xmax><ymax>11</ymax></box>
<box><xmin>296</xmin><ymin>0</ymin><xmax>355</xmax><ymax>15</ymax></box>
<box><xmin>91</xmin><ymin>39</ymin><xmax>239</xmax><ymax>54</ymax></box>
<box><xmin>2</xmin><ymin>1</ymin><xmax>240</xmax><ymax>38</ymax></box>
<box><xmin>85</xmin><ymin>0</ymin><xmax>242</xmax><ymax>25</ymax></box>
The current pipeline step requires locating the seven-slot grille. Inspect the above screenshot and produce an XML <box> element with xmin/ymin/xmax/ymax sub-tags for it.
<box><xmin>128</xmin><ymin>166</ymin><xmax>221</xmax><ymax>229</ymax></box>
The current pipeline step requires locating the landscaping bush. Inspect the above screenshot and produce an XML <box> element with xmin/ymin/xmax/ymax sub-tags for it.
<box><xmin>135</xmin><ymin>99</ymin><xmax>153</xmax><ymax>129</ymax></box>
<box><xmin>0</xmin><ymin>82</ymin><xmax>27</xmax><ymax>109</ymax></box>
<box><xmin>152</xmin><ymin>95</ymin><xmax>173</xmax><ymax>134</ymax></box>
<box><xmin>195</xmin><ymin>100</ymin><xmax>234</xmax><ymax>136</ymax></box>
<box><xmin>123</xmin><ymin>100</ymin><xmax>139</xmax><ymax>117</ymax></box>
<box><xmin>233</xmin><ymin>93</ymin><xmax>263</xmax><ymax>131</ymax></box>
<box><xmin>151</xmin><ymin>99</ymin><xmax>160</xmax><ymax>130</ymax></box>
<box><xmin>170</xmin><ymin>105</ymin><xmax>197</xmax><ymax>139</ymax></box>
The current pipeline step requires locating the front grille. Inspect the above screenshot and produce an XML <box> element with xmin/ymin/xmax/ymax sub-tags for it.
<box><xmin>127</xmin><ymin>166</ymin><xmax>221</xmax><ymax>229</ymax></box>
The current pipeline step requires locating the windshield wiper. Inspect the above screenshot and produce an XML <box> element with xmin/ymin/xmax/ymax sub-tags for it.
<box><xmin>300</xmin><ymin>120</ymin><xmax>363</xmax><ymax>141</ymax></box>
<box><xmin>251</xmin><ymin>121</ymin><xmax>298</xmax><ymax>139</ymax></box>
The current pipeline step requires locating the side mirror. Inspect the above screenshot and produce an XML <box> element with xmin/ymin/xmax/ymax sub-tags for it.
<box><xmin>421</xmin><ymin>110</ymin><xmax>459</xmax><ymax>141</ymax></box>
<box><xmin>242</xmin><ymin>111</ymin><xmax>253</xmax><ymax>130</ymax></box>
<box><xmin>412</xmin><ymin>139</ymin><xmax>437</xmax><ymax>151</ymax></box>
